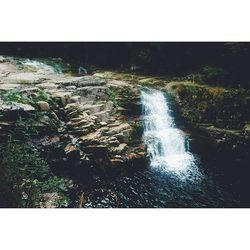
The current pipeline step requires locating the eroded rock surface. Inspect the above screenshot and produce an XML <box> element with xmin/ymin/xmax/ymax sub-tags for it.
<box><xmin>0</xmin><ymin>56</ymin><xmax>146</xmax><ymax>177</ymax></box>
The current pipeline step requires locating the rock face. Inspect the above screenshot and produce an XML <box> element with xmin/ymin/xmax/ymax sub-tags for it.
<box><xmin>165</xmin><ymin>82</ymin><xmax>250</xmax><ymax>163</ymax></box>
<box><xmin>0</xmin><ymin>56</ymin><xmax>146</xmax><ymax>176</ymax></box>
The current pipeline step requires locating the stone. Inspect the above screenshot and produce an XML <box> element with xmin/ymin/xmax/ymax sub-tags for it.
<box><xmin>112</xmin><ymin>143</ymin><xmax>128</xmax><ymax>154</ymax></box>
<box><xmin>82</xmin><ymin>104</ymin><xmax>105</xmax><ymax>113</ymax></box>
<box><xmin>52</xmin><ymin>91</ymin><xmax>72</xmax><ymax>105</ymax></box>
<box><xmin>37</xmin><ymin>101</ymin><xmax>50</xmax><ymax>111</ymax></box>
<box><xmin>0</xmin><ymin>102</ymin><xmax>35</xmax><ymax>112</ymax></box>
<box><xmin>41</xmin><ymin>136</ymin><xmax>60</xmax><ymax>147</ymax></box>
<box><xmin>70</xmin><ymin>95</ymin><xmax>81</xmax><ymax>103</ymax></box>
<box><xmin>110</xmin><ymin>158</ymin><xmax>124</xmax><ymax>165</ymax></box>
<box><xmin>79</xmin><ymin>131</ymin><xmax>101</xmax><ymax>143</ymax></box>
<box><xmin>243</xmin><ymin>124</ymin><xmax>250</xmax><ymax>135</ymax></box>
<box><xmin>107</xmin><ymin>123</ymin><xmax>131</xmax><ymax>135</ymax></box>
<box><xmin>0</xmin><ymin>56</ymin><xmax>7</xmax><ymax>63</ymax></box>
<box><xmin>109</xmin><ymin>140</ymin><xmax>120</xmax><ymax>146</ymax></box>
<box><xmin>0</xmin><ymin>83</ymin><xmax>20</xmax><ymax>90</ymax></box>
<box><xmin>37</xmin><ymin>82</ymin><xmax>58</xmax><ymax>90</ymax></box>
<box><xmin>5</xmin><ymin>72</ymin><xmax>47</xmax><ymax>84</ymax></box>
<box><xmin>93</xmin><ymin>110</ymin><xmax>110</xmax><ymax>122</ymax></box>
<box><xmin>65</xmin><ymin>144</ymin><xmax>78</xmax><ymax>154</ymax></box>
<box><xmin>100</xmin><ymin>121</ymin><xmax>107</xmax><ymax>126</ymax></box>
<box><xmin>78</xmin><ymin>67</ymin><xmax>88</xmax><ymax>76</ymax></box>
<box><xmin>56</xmin><ymin>75</ymin><xmax>105</xmax><ymax>87</ymax></box>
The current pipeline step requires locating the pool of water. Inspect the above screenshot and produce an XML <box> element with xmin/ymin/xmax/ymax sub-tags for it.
<box><xmin>71</xmin><ymin>88</ymin><xmax>247</xmax><ymax>208</ymax></box>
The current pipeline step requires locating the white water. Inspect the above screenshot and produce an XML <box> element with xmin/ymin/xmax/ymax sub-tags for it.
<box><xmin>21</xmin><ymin>59</ymin><xmax>62</xmax><ymax>74</ymax></box>
<box><xmin>141</xmin><ymin>88</ymin><xmax>200</xmax><ymax>179</ymax></box>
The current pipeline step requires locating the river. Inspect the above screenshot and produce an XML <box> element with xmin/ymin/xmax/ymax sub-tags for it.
<box><xmin>73</xmin><ymin>88</ymin><xmax>245</xmax><ymax>208</ymax></box>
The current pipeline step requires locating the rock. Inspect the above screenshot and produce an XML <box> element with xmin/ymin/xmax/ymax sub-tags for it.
<box><xmin>37</xmin><ymin>82</ymin><xmax>58</xmax><ymax>90</ymax></box>
<box><xmin>70</xmin><ymin>95</ymin><xmax>81</xmax><ymax>103</ymax></box>
<box><xmin>52</xmin><ymin>91</ymin><xmax>72</xmax><ymax>105</ymax></box>
<box><xmin>112</xmin><ymin>143</ymin><xmax>128</xmax><ymax>154</ymax></box>
<box><xmin>0</xmin><ymin>83</ymin><xmax>20</xmax><ymax>90</ymax></box>
<box><xmin>92</xmin><ymin>110</ymin><xmax>110</xmax><ymax>122</ymax></box>
<box><xmin>65</xmin><ymin>144</ymin><xmax>78</xmax><ymax>154</ymax></box>
<box><xmin>65</xmin><ymin>86</ymin><xmax>77</xmax><ymax>90</ymax></box>
<box><xmin>41</xmin><ymin>135</ymin><xmax>60</xmax><ymax>147</ymax></box>
<box><xmin>107</xmin><ymin>123</ymin><xmax>131</xmax><ymax>135</ymax></box>
<box><xmin>100</xmin><ymin>121</ymin><xmax>107</xmax><ymax>126</ymax></box>
<box><xmin>75</xmin><ymin>86</ymin><xmax>107</xmax><ymax>101</ymax></box>
<box><xmin>82</xmin><ymin>104</ymin><xmax>105</xmax><ymax>113</ymax></box>
<box><xmin>0</xmin><ymin>56</ymin><xmax>7</xmax><ymax>63</ymax></box>
<box><xmin>37</xmin><ymin>101</ymin><xmax>50</xmax><ymax>111</ymax></box>
<box><xmin>243</xmin><ymin>124</ymin><xmax>250</xmax><ymax>135</ymax></box>
<box><xmin>137</xmin><ymin>151</ymin><xmax>146</xmax><ymax>157</ymax></box>
<box><xmin>19</xmin><ymin>87</ymin><xmax>39</xmax><ymax>94</ymax></box>
<box><xmin>79</xmin><ymin>131</ymin><xmax>101</xmax><ymax>143</ymax></box>
<box><xmin>5</xmin><ymin>72</ymin><xmax>47</xmax><ymax>84</ymax></box>
<box><xmin>0</xmin><ymin>102</ymin><xmax>35</xmax><ymax>112</ymax></box>
<box><xmin>56</xmin><ymin>75</ymin><xmax>105</xmax><ymax>87</ymax></box>
<box><xmin>40</xmin><ymin>192</ymin><xmax>64</xmax><ymax>208</ymax></box>
<box><xmin>109</xmin><ymin>140</ymin><xmax>120</xmax><ymax>146</ymax></box>
<box><xmin>110</xmin><ymin>158</ymin><xmax>124</xmax><ymax>165</ymax></box>
<box><xmin>78</xmin><ymin>67</ymin><xmax>88</xmax><ymax>76</ymax></box>
<box><xmin>107</xmin><ymin>79</ymin><xmax>130</xmax><ymax>87</ymax></box>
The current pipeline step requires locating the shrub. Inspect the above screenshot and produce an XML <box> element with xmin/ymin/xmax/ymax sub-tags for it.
<box><xmin>201</xmin><ymin>65</ymin><xmax>229</xmax><ymax>85</ymax></box>
<box><xmin>0</xmin><ymin>139</ymin><xmax>69</xmax><ymax>208</ymax></box>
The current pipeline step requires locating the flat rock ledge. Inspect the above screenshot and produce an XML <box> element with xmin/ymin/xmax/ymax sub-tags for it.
<box><xmin>0</xmin><ymin>56</ymin><xmax>146</xmax><ymax>174</ymax></box>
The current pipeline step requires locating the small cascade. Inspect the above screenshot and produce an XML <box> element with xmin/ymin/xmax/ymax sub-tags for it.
<box><xmin>21</xmin><ymin>59</ymin><xmax>63</xmax><ymax>74</ymax></box>
<box><xmin>141</xmin><ymin>88</ymin><xmax>200</xmax><ymax>179</ymax></box>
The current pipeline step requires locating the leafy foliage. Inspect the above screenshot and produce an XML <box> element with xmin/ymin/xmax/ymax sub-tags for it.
<box><xmin>175</xmin><ymin>84</ymin><xmax>249</xmax><ymax>129</ymax></box>
<box><xmin>0</xmin><ymin>139</ymin><xmax>69</xmax><ymax>208</ymax></box>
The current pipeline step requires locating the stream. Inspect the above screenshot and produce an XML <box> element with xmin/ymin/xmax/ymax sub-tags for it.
<box><xmin>75</xmin><ymin>88</ymin><xmax>245</xmax><ymax>208</ymax></box>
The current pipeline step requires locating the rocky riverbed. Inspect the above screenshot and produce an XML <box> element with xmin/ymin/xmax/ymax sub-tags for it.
<box><xmin>1</xmin><ymin>56</ymin><xmax>250</xmax><ymax>208</ymax></box>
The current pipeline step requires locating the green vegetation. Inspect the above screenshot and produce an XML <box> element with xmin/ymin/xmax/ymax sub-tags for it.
<box><xmin>107</xmin><ymin>87</ymin><xmax>120</xmax><ymax>107</ymax></box>
<box><xmin>0</xmin><ymin>89</ymin><xmax>70</xmax><ymax>207</ymax></box>
<box><xmin>172</xmin><ymin>83</ymin><xmax>249</xmax><ymax>129</ymax></box>
<box><xmin>201</xmin><ymin>65</ymin><xmax>229</xmax><ymax>85</ymax></box>
<box><xmin>0</xmin><ymin>138</ymin><xmax>69</xmax><ymax>208</ymax></box>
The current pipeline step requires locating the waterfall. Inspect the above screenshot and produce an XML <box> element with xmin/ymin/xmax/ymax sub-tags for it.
<box><xmin>141</xmin><ymin>88</ymin><xmax>200</xmax><ymax>179</ymax></box>
<box><xmin>21</xmin><ymin>59</ymin><xmax>63</xmax><ymax>74</ymax></box>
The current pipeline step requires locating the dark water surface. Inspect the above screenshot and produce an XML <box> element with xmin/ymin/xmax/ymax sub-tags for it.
<box><xmin>73</xmin><ymin>89</ymin><xmax>247</xmax><ymax>208</ymax></box>
<box><xmin>75</xmin><ymin>154</ymin><xmax>245</xmax><ymax>208</ymax></box>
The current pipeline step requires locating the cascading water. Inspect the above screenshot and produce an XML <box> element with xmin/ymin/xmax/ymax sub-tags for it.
<box><xmin>141</xmin><ymin>88</ymin><xmax>200</xmax><ymax>180</ymax></box>
<box><xmin>21</xmin><ymin>59</ymin><xmax>63</xmax><ymax>74</ymax></box>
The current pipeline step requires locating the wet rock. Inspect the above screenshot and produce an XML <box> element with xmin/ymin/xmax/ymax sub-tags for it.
<box><xmin>37</xmin><ymin>101</ymin><xmax>50</xmax><ymax>111</ymax></box>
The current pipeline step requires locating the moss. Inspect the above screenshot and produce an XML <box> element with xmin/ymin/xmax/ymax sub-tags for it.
<box><xmin>174</xmin><ymin>83</ymin><xmax>249</xmax><ymax>129</ymax></box>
